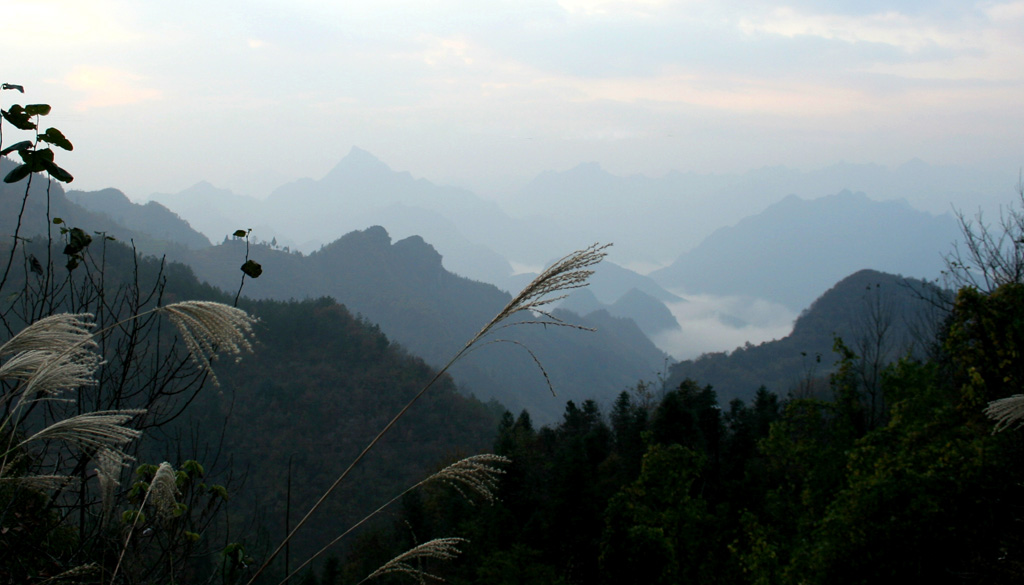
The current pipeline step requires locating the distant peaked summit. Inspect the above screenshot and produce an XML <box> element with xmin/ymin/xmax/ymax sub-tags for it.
<box><xmin>526</xmin><ymin>161</ymin><xmax>620</xmax><ymax>193</ymax></box>
<box><xmin>322</xmin><ymin>146</ymin><xmax>401</xmax><ymax>183</ymax></box>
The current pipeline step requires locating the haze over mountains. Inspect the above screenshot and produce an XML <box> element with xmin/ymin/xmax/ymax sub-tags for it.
<box><xmin>147</xmin><ymin>147</ymin><xmax>1003</xmax><ymax>286</ymax></box>
<box><xmin>141</xmin><ymin>148</ymin><xmax>989</xmax><ymax>359</ymax></box>
<box><xmin>651</xmin><ymin>190</ymin><xmax>961</xmax><ymax>311</ymax></box>
<box><xmin>5</xmin><ymin>148</ymin><xmax>1007</xmax><ymax>421</ymax></box>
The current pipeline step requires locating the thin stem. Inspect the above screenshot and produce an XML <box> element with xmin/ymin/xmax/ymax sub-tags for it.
<box><xmin>246</xmin><ymin>243</ymin><xmax>608</xmax><ymax>584</ymax></box>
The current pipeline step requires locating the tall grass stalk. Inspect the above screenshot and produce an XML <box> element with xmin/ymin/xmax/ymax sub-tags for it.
<box><xmin>248</xmin><ymin>243</ymin><xmax>610</xmax><ymax>584</ymax></box>
<box><xmin>277</xmin><ymin>454</ymin><xmax>509</xmax><ymax>584</ymax></box>
<box><xmin>0</xmin><ymin>302</ymin><xmax>255</xmax><ymax>473</ymax></box>
<box><xmin>0</xmin><ymin>301</ymin><xmax>256</xmax><ymax>582</ymax></box>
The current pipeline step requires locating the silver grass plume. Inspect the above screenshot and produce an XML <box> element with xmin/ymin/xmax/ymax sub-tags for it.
<box><xmin>20</xmin><ymin>409</ymin><xmax>145</xmax><ymax>455</ymax></box>
<box><xmin>985</xmin><ymin>394</ymin><xmax>1024</xmax><ymax>432</ymax></box>
<box><xmin>459</xmin><ymin>243</ymin><xmax>610</xmax><ymax>396</ymax></box>
<box><xmin>418</xmin><ymin>454</ymin><xmax>509</xmax><ymax>504</ymax></box>
<box><xmin>95</xmin><ymin>447</ymin><xmax>130</xmax><ymax>527</ymax></box>
<box><xmin>361</xmin><ymin>537</ymin><xmax>468</xmax><ymax>584</ymax></box>
<box><xmin>0</xmin><ymin>313</ymin><xmax>96</xmax><ymax>357</ymax></box>
<box><xmin>469</xmin><ymin>244</ymin><xmax>610</xmax><ymax>346</ymax></box>
<box><xmin>0</xmin><ymin>473</ymin><xmax>73</xmax><ymax>490</ymax></box>
<box><xmin>0</xmin><ymin>313</ymin><xmax>101</xmax><ymax>403</ymax></box>
<box><xmin>159</xmin><ymin>301</ymin><xmax>257</xmax><ymax>385</ymax></box>
<box><xmin>278</xmin><ymin>455</ymin><xmax>509</xmax><ymax>584</ymax></box>
<box><xmin>148</xmin><ymin>461</ymin><xmax>180</xmax><ymax>521</ymax></box>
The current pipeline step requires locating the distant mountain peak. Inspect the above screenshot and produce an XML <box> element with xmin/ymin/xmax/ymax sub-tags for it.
<box><xmin>324</xmin><ymin>147</ymin><xmax>394</xmax><ymax>181</ymax></box>
<box><xmin>897</xmin><ymin>157</ymin><xmax>931</xmax><ymax>172</ymax></box>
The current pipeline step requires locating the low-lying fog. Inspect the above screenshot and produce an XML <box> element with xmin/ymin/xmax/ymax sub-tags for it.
<box><xmin>652</xmin><ymin>294</ymin><xmax>798</xmax><ymax>361</ymax></box>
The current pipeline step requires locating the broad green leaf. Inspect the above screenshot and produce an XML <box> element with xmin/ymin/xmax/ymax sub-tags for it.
<box><xmin>0</xmin><ymin>140</ymin><xmax>33</xmax><ymax>155</ymax></box>
<box><xmin>2</xmin><ymin>106</ymin><xmax>35</xmax><ymax>130</ymax></box>
<box><xmin>39</xmin><ymin>127</ymin><xmax>72</xmax><ymax>151</ymax></box>
<box><xmin>66</xmin><ymin>256</ymin><xmax>80</xmax><ymax>271</ymax></box>
<box><xmin>3</xmin><ymin>164</ymin><xmax>30</xmax><ymax>183</ymax></box>
<box><xmin>41</xmin><ymin>159</ymin><xmax>73</xmax><ymax>183</ymax></box>
<box><xmin>24</xmin><ymin>104</ymin><xmax>51</xmax><ymax>116</ymax></box>
<box><xmin>53</xmin><ymin>217</ymin><xmax>64</xmax><ymax>224</ymax></box>
<box><xmin>240</xmin><ymin>259</ymin><xmax>263</xmax><ymax>278</ymax></box>
<box><xmin>233</xmin><ymin>229</ymin><xmax>248</xmax><ymax>238</ymax></box>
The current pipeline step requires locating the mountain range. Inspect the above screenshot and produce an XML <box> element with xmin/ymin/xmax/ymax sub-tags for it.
<box><xmin>2</xmin><ymin>150</ymin><xmax>990</xmax><ymax>421</ymax></box>
<box><xmin>650</xmin><ymin>190</ymin><xmax>961</xmax><ymax>310</ymax></box>
<box><xmin>147</xmin><ymin>148</ymin><xmax>1003</xmax><ymax>290</ymax></box>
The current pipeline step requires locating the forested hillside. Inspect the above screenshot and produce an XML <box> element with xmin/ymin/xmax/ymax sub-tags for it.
<box><xmin>177</xmin><ymin>226</ymin><xmax>667</xmax><ymax>423</ymax></box>
<box><xmin>665</xmin><ymin>269</ymin><xmax>948</xmax><ymax>404</ymax></box>
<box><xmin>311</xmin><ymin>278</ymin><xmax>1024</xmax><ymax>584</ymax></box>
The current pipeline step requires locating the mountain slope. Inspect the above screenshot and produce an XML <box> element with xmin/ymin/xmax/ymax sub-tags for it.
<box><xmin>66</xmin><ymin>187</ymin><xmax>210</xmax><ymax>249</ymax></box>
<box><xmin>0</xmin><ymin>159</ymin><xmax>206</xmax><ymax>258</ymax></box>
<box><xmin>180</xmin><ymin>227</ymin><xmax>668</xmax><ymax>423</ymax></box>
<box><xmin>664</xmin><ymin>269</ymin><xmax>948</xmax><ymax>404</ymax></box>
<box><xmin>651</xmin><ymin>190</ymin><xmax>960</xmax><ymax>310</ymax></box>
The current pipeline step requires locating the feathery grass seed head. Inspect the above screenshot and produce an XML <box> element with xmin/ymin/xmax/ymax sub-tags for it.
<box><xmin>0</xmin><ymin>314</ymin><xmax>102</xmax><ymax>402</ymax></box>
<box><xmin>159</xmin><ymin>301</ymin><xmax>256</xmax><ymax>385</ymax></box>
<box><xmin>467</xmin><ymin>243</ymin><xmax>610</xmax><ymax>350</ymax></box>
<box><xmin>20</xmin><ymin>409</ymin><xmax>144</xmax><ymax>455</ymax></box>
<box><xmin>986</xmin><ymin>394</ymin><xmax>1024</xmax><ymax>432</ymax></box>
<box><xmin>95</xmin><ymin>448</ymin><xmax>130</xmax><ymax>526</ymax></box>
<box><xmin>148</xmin><ymin>461</ymin><xmax>180</xmax><ymax>521</ymax></box>
<box><xmin>0</xmin><ymin>313</ymin><xmax>96</xmax><ymax>357</ymax></box>
<box><xmin>422</xmin><ymin>454</ymin><xmax>509</xmax><ymax>504</ymax></box>
<box><xmin>0</xmin><ymin>474</ymin><xmax>74</xmax><ymax>490</ymax></box>
<box><xmin>362</xmin><ymin>537</ymin><xmax>468</xmax><ymax>584</ymax></box>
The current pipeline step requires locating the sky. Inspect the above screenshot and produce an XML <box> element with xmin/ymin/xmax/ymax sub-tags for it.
<box><xmin>3</xmin><ymin>0</ymin><xmax>1023</xmax><ymax>199</ymax></box>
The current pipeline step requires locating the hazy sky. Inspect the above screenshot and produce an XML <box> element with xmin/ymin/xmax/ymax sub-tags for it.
<box><xmin>4</xmin><ymin>0</ymin><xmax>1023</xmax><ymax>198</ymax></box>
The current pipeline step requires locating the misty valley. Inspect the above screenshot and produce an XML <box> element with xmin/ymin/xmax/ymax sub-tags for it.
<box><xmin>3</xmin><ymin>145</ymin><xmax>1024</xmax><ymax>584</ymax></box>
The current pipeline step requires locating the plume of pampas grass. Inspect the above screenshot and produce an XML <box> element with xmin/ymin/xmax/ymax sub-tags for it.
<box><xmin>0</xmin><ymin>473</ymin><xmax>73</xmax><ymax>490</ymax></box>
<box><xmin>0</xmin><ymin>313</ymin><xmax>96</xmax><ymax>357</ymax></box>
<box><xmin>3</xmin><ymin>349</ymin><xmax>102</xmax><ymax>404</ymax></box>
<box><xmin>159</xmin><ymin>301</ymin><xmax>257</xmax><ymax>385</ymax></box>
<box><xmin>360</xmin><ymin>537</ymin><xmax>468</xmax><ymax>584</ymax></box>
<box><xmin>985</xmin><ymin>394</ymin><xmax>1024</xmax><ymax>432</ymax></box>
<box><xmin>418</xmin><ymin>454</ymin><xmax>509</xmax><ymax>504</ymax></box>
<box><xmin>278</xmin><ymin>455</ymin><xmax>509</xmax><ymax>584</ymax></box>
<box><xmin>95</xmin><ymin>447</ymin><xmax>130</xmax><ymax>527</ymax></box>
<box><xmin>470</xmin><ymin>243</ymin><xmax>610</xmax><ymax>345</ymax></box>
<box><xmin>19</xmin><ymin>409</ymin><xmax>144</xmax><ymax>455</ymax></box>
<box><xmin>148</xmin><ymin>461</ymin><xmax>180</xmax><ymax>521</ymax></box>
<box><xmin>0</xmin><ymin>313</ymin><xmax>101</xmax><ymax>404</ymax></box>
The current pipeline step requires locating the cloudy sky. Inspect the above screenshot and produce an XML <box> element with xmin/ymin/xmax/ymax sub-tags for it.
<box><xmin>3</xmin><ymin>0</ymin><xmax>1023</xmax><ymax>198</ymax></box>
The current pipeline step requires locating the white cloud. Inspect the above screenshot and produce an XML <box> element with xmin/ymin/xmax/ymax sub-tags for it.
<box><xmin>556</xmin><ymin>0</ymin><xmax>677</xmax><ymax>18</ymax></box>
<box><xmin>63</xmin><ymin>67</ymin><xmax>162</xmax><ymax>110</ymax></box>
<box><xmin>652</xmin><ymin>295</ymin><xmax>797</xmax><ymax>360</ymax></box>
<box><xmin>737</xmin><ymin>7</ymin><xmax>967</xmax><ymax>53</ymax></box>
<box><xmin>2</xmin><ymin>0</ymin><xmax>145</xmax><ymax>49</ymax></box>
